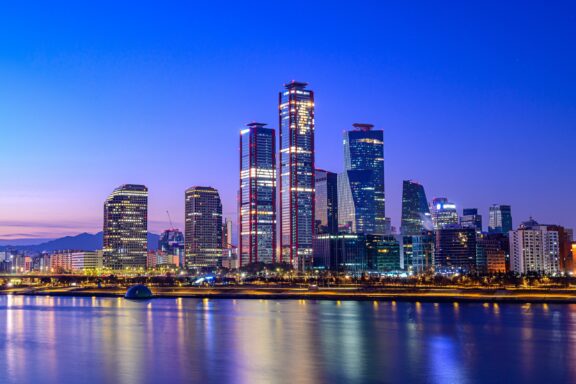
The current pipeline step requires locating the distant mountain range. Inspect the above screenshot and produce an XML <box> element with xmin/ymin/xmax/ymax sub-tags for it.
<box><xmin>0</xmin><ymin>232</ymin><xmax>160</xmax><ymax>253</ymax></box>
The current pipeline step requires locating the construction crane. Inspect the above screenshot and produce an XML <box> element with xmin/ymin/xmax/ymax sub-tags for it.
<box><xmin>166</xmin><ymin>210</ymin><xmax>175</xmax><ymax>230</ymax></box>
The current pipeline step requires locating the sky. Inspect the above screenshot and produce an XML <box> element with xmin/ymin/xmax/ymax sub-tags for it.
<box><xmin>0</xmin><ymin>1</ymin><xmax>575</xmax><ymax>241</ymax></box>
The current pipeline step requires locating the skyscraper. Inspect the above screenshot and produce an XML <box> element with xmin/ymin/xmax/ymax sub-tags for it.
<box><xmin>430</xmin><ymin>198</ymin><xmax>459</xmax><ymax>229</ymax></box>
<box><xmin>184</xmin><ymin>186</ymin><xmax>223</xmax><ymax>269</ymax></box>
<box><xmin>338</xmin><ymin>123</ymin><xmax>385</xmax><ymax>234</ymax></box>
<box><xmin>489</xmin><ymin>204</ymin><xmax>513</xmax><ymax>235</ymax></box>
<box><xmin>103</xmin><ymin>184</ymin><xmax>148</xmax><ymax>270</ymax></box>
<box><xmin>315</xmin><ymin>168</ymin><xmax>338</xmax><ymax>235</ymax></box>
<box><xmin>400</xmin><ymin>180</ymin><xmax>432</xmax><ymax>235</ymax></box>
<box><xmin>509</xmin><ymin>218</ymin><xmax>560</xmax><ymax>275</ymax></box>
<box><xmin>460</xmin><ymin>208</ymin><xmax>483</xmax><ymax>233</ymax></box>
<box><xmin>279</xmin><ymin>81</ymin><xmax>315</xmax><ymax>271</ymax></box>
<box><xmin>239</xmin><ymin>122</ymin><xmax>276</xmax><ymax>266</ymax></box>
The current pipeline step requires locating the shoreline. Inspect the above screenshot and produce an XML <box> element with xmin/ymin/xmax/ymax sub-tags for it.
<box><xmin>3</xmin><ymin>287</ymin><xmax>576</xmax><ymax>304</ymax></box>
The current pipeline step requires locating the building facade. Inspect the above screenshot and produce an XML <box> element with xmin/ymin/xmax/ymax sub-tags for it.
<box><xmin>400</xmin><ymin>180</ymin><xmax>432</xmax><ymax>235</ymax></box>
<box><xmin>476</xmin><ymin>233</ymin><xmax>507</xmax><ymax>273</ymax></box>
<box><xmin>460</xmin><ymin>208</ymin><xmax>483</xmax><ymax>233</ymax></box>
<box><xmin>223</xmin><ymin>218</ymin><xmax>233</xmax><ymax>248</ymax></box>
<box><xmin>315</xmin><ymin>169</ymin><xmax>338</xmax><ymax>235</ymax></box>
<box><xmin>103</xmin><ymin>184</ymin><xmax>148</xmax><ymax>270</ymax></box>
<box><xmin>71</xmin><ymin>251</ymin><xmax>103</xmax><ymax>271</ymax></box>
<box><xmin>312</xmin><ymin>234</ymin><xmax>366</xmax><ymax>273</ymax></box>
<box><xmin>239</xmin><ymin>122</ymin><xmax>277</xmax><ymax>266</ymax></box>
<box><xmin>158</xmin><ymin>228</ymin><xmax>184</xmax><ymax>267</ymax></box>
<box><xmin>338</xmin><ymin>123</ymin><xmax>385</xmax><ymax>235</ymax></box>
<box><xmin>430</xmin><ymin>198</ymin><xmax>459</xmax><ymax>230</ymax></box>
<box><xmin>489</xmin><ymin>204</ymin><xmax>513</xmax><ymax>235</ymax></box>
<box><xmin>509</xmin><ymin>219</ymin><xmax>560</xmax><ymax>275</ymax></box>
<box><xmin>279</xmin><ymin>81</ymin><xmax>315</xmax><ymax>271</ymax></box>
<box><xmin>434</xmin><ymin>226</ymin><xmax>477</xmax><ymax>272</ymax></box>
<box><xmin>184</xmin><ymin>186</ymin><xmax>223</xmax><ymax>269</ymax></box>
<box><xmin>402</xmin><ymin>234</ymin><xmax>435</xmax><ymax>274</ymax></box>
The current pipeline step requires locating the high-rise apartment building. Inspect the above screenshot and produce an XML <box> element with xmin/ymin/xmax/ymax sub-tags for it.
<box><xmin>400</xmin><ymin>180</ymin><xmax>432</xmax><ymax>235</ymax></box>
<box><xmin>430</xmin><ymin>198</ymin><xmax>459</xmax><ymax>229</ymax></box>
<box><xmin>460</xmin><ymin>208</ymin><xmax>483</xmax><ymax>233</ymax></box>
<box><xmin>338</xmin><ymin>123</ymin><xmax>385</xmax><ymax>234</ymax></box>
<box><xmin>509</xmin><ymin>218</ymin><xmax>559</xmax><ymax>275</ymax></box>
<box><xmin>315</xmin><ymin>169</ymin><xmax>338</xmax><ymax>235</ymax></box>
<box><xmin>279</xmin><ymin>81</ymin><xmax>315</xmax><ymax>271</ymax></box>
<box><xmin>489</xmin><ymin>204</ymin><xmax>513</xmax><ymax>235</ymax></box>
<box><xmin>103</xmin><ymin>184</ymin><xmax>148</xmax><ymax>270</ymax></box>
<box><xmin>239</xmin><ymin>122</ymin><xmax>277</xmax><ymax>266</ymax></box>
<box><xmin>545</xmin><ymin>225</ymin><xmax>572</xmax><ymax>274</ymax></box>
<box><xmin>184</xmin><ymin>186</ymin><xmax>223</xmax><ymax>269</ymax></box>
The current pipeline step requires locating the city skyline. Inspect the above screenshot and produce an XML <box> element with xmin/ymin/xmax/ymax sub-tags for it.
<box><xmin>1</xmin><ymin>2</ymin><xmax>575</xmax><ymax>241</ymax></box>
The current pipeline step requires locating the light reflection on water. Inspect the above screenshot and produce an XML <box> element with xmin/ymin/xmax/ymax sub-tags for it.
<box><xmin>0</xmin><ymin>296</ymin><xmax>575</xmax><ymax>384</ymax></box>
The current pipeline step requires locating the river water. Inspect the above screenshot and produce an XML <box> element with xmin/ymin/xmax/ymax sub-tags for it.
<box><xmin>0</xmin><ymin>296</ymin><xmax>574</xmax><ymax>383</ymax></box>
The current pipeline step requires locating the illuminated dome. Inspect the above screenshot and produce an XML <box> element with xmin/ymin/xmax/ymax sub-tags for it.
<box><xmin>125</xmin><ymin>284</ymin><xmax>153</xmax><ymax>299</ymax></box>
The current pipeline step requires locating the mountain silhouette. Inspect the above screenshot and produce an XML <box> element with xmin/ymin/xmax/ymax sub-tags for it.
<box><xmin>0</xmin><ymin>232</ymin><xmax>160</xmax><ymax>253</ymax></box>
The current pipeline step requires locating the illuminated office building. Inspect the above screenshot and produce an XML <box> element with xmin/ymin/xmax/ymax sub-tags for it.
<box><xmin>71</xmin><ymin>251</ymin><xmax>103</xmax><ymax>272</ymax></box>
<box><xmin>338</xmin><ymin>123</ymin><xmax>385</xmax><ymax>234</ymax></box>
<box><xmin>430</xmin><ymin>198</ymin><xmax>459</xmax><ymax>229</ymax></box>
<box><xmin>366</xmin><ymin>235</ymin><xmax>401</xmax><ymax>272</ymax></box>
<box><xmin>184</xmin><ymin>186</ymin><xmax>223</xmax><ymax>269</ymax></box>
<box><xmin>489</xmin><ymin>204</ymin><xmax>513</xmax><ymax>235</ymax></box>
<box><xmin>400</xmin><ymin>180</ymin><xmax>432</xmax><ymax>235</ymax></box>
<box><xmin>477</xmin><ymin>233</ymin><xmax>507</xmax><ymax>273</ymax></box>
<box><xmin>312</xmin><ymin>234</ymin><xmax>366</xmax><ymax>272</ymax></box>
<box><xmin>402</xmin><ymin>233</ymin><xmax>435</xmax><ymax>274</ymax></box>
<box><xmin>279</xmin><ymin>81</ymin><xmax>315</xmax><ymax>271</ymax></box>
<box><xmin>435</xmin><ymin>226</ymin><xmax>477</xmax><ymax>272</ymax></box>
<box><xmin>239</xmin><ymin>122</ymin><xmax>276</xmax><ymax>266</ymax></box>
<box><xmin>103</xmin><ymin>184</ymin><xmax>148</xmax><ymax>270</ymax></box>
<box><xmin>315</xmin><ymin>169</ymin><xmax>338</xmax><ymax>235</ymax></box>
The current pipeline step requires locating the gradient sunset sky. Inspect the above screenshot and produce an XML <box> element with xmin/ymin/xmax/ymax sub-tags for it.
<box><xmin>1</xmin><ymin>2</ymin><xmax>575</xmax><ymax>241</ymax></box>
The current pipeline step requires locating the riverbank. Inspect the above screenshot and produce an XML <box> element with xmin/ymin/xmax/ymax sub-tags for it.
<box><xmin>5</xmin><ymin>286</ymin><xmax>576</xmax><ymax>303</ymax></box>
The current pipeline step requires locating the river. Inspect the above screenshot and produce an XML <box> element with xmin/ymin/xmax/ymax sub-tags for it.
<box><xmin>0</xmin><ymin>296</ymin><xmax>573</xmax><ymax>383</ymax></box>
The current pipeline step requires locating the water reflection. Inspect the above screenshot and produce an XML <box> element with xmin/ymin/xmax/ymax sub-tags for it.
<box><xmin>0</xmin><ymin>296</ymin><xmax>575</xmax><ymax>383</ymax></box>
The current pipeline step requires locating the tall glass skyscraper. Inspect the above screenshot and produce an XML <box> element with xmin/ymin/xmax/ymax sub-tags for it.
<box><xmin>239</xmin><ymin>122</ymin><xmax>277</xmax><ymax>266</ymax></box>
<box><xmin>400</xmin><ymin>180</ymin><xmax>432</xmax><ymax>235</ymax></box>
<box><xmin>103</xmin><ymin>184</ymin><xmax>148</xmax><ymax>270</ymax></box>
<box><xmin>184</xmin><ymin>186</ymin><xmax>223</xmax><ymax>269</ymax></box>
<box><xmin>315</xmin><ymin>168</ymin><xmax>338</xmax><ymax>235</ymax></box>
<box><xmin>338</xmin><ymin>123</ymin><xmax>385</xmax><ymax>234</ymax></box>
<box><xmin>489</xmin><ymin>204</ymin><xmax>513</xmax><ymax>235</ymax></box>
<box><xmin>279</xmin><ymin>81</ymin><xmax>315</xmax><ymax>271</ymax></box>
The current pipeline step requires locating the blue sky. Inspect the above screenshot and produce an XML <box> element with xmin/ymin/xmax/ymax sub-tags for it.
<box><xmin>0</xmin><ymin>1</ymin><xmax>575</xmax><ymax>240</ymax></box>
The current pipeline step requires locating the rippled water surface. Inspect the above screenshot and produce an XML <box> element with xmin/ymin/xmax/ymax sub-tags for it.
<box><xmin>0</xmin><ymin>296</ymin><xmax>574</xmax><ymax>383</ymax></box>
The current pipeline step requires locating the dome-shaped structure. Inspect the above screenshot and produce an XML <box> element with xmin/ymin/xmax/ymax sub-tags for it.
<box><xmin>125</xmin><ymin>284</ymin><xmax>153</xmax><ymax>299</ymax></box>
